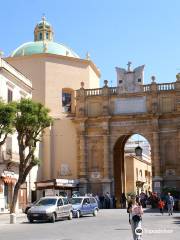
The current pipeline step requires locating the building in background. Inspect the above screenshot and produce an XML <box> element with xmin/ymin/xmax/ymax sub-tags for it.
<box><xmin>6</xmin><ymin>17</ymin><xmax>100</xmax><ymax>198</ymax></box>
<box><xmin>125</xmin><ymin>144</ymin><xmax>152</xmax><ymax>196</ymax></box>
<box><xmin>0</xmin><ymin>57</ymin><xmax>37</xmax><ymax>212</ymax></box>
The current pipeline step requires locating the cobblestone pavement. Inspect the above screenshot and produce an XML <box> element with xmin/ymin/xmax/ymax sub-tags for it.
<box><xmin>0</xmin><ymin>209</ymin><xmax>180</xmax><ymax>240</ymax></box>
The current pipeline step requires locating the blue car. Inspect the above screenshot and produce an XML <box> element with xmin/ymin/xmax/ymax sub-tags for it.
<box><xmin>71</xmin><ymin>196</ymin><xmax>99</xmax><ymax>218</ymax></box>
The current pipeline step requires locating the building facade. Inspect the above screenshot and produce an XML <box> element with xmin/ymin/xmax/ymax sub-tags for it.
<box><xmin>74</xmin><ymin>64</ymin><xmax>180</xmax><ymax>200</ymax></box>
<box><xmin>0</xmin><ymin>58</ymin><xmax>37</xmax><ymax>212</ymax></box>
<box><xmin>6</xmin><ymin>17</ymin><xmax>100</xmax><ymax>198</ymax></box>
<box><xmin>4</xmin><ymin>18</ymin><xmax>180</xmax><ymax>201</ymax></box>
<box><xmin>125</xmin><ymin>153</ymin><xmax>152</xmax><ymax>196</ymax></box>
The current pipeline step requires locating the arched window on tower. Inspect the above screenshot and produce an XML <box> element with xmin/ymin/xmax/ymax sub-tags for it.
<box><xmin>46</xmin><ymin>32</ymin><xmax>49</xmax><ymax>40</ymax></box>
<box><xmin>136</xmin><ymin>168</ymin><xmax>138</xmax><ymax>180</ymax></box>
<box><xmin>39</xmin><ymin>32</ymin><xmax>43</xmax><ymax>40</ymax></box>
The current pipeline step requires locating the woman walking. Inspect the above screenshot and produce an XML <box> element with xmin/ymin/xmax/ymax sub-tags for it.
<box><xmin>128</xmin><ymin>196</ymin><xmax>143</xmax><ymax>240</ymax></box>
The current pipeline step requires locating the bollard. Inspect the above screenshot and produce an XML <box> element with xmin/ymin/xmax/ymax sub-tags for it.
<box><xmin>10</xmin><ymin>213</ymin><xmax>16</xmax><ymax>224</ymax></box>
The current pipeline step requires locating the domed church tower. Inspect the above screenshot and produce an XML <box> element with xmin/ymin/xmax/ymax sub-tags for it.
<box><xmin>34</xmin><ymin>16</ymin><xmax>54</xmax><ymax>42</ymax></box>
<box><xmin>11</xmin><ymin>16</ymin><xmax>79</xmax><ymax>58</ymax></box>
<box><xmin>6</xmin><ymin>17</ymin><xmax>100</xmax><ymax>198</ymax></box>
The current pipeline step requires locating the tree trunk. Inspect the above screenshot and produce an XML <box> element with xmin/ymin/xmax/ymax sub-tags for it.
<box><xmin>10</xmin><ymin>182</ymin><xmax>21</xmax><ymax>213</ymax></box>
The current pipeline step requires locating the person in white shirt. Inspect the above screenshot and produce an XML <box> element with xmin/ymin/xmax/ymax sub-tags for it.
<box><xmin>128</xmin><ymin>196</ymin><xmax>143</xmax><ymax>240</ymax></box>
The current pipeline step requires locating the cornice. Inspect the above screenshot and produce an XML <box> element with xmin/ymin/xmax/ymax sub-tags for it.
<box><xmin>5</xmin><ymin>53</ymin><xmax>101</xmax><ymax>78</ymax></box>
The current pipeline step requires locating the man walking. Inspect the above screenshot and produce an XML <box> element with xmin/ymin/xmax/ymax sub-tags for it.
<box><xmin>166</xmin><ymin>192</ymin><xmax>174</xmax><ymax>216</ymax></box>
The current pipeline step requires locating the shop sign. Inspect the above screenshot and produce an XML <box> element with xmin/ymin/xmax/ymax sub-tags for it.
<box><xmin>45</xmin><ymin>189</ymin><xmax>55</xmax><ymax>196</ymax></box>
<box><xmin>56</xmin><ymin>179</ymin><xmax>78</xmax><ymax>187</ymax></box>
<box><xmin>36</xmin><ymin>182</ymin><xmax>54</xmax><ymax>188</ymax></box>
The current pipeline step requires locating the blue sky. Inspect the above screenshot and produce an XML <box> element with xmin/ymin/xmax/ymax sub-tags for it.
<box><xmin>1</xmin><ymin>0</ymin><xmax>180</xmax><ymax>86</ymax></box>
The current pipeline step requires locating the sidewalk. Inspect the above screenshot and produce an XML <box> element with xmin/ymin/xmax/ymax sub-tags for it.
<box><xmin>0</xmin><ymin>212</ymin><xmax>27</xmax><ymax>224</ymax></box>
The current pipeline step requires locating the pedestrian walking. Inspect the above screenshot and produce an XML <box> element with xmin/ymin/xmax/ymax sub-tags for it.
<box><xmin>127</xmin><ymin>196</ymin><xmax>143</xmax><ymax>240</ymax></box>
<box><xmin>95</xmin><ymin>194</ymin><xmax>100</xmax><ymax>208</ymax></box>
<box><xmin>166</xmin><ymin>192</ymin><xmax>174</xmax><ymax>216</ymax></box>
<box><xmin>139</xmin><ymin>191</ymin><xmax>147</xmax><ymax>208</ymax></box>
<box><xmin>104</xmin><ymin>192</ymin><xmax>111</xmax><ymax>209</ymax></box>
<box><xmin>158</xmin><ymin>199</ymin><xmax>165</xmax><ymax>215</ymax></box>
<box><xmin>99</xmin><ymin>194</ymin><xmax>105</xmax><ymax>209</ymax></box>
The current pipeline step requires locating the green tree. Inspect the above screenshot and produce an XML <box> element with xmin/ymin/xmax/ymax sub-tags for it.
<box><xmin>10</xmin><ymin>99</ymin><xmax>53</xmax><ymax>213</ymax></box>
<box><xmin>0</xmin><ymin>100</ymin><xmax>16</xmax><ymax>146</ymax></box>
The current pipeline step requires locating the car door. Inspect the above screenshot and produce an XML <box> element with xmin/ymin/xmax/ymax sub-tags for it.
<box><xmin>62</xmin><ymin>198</ymin><xmax>70</xmax><ymax>217</ymax></box>
<box><xmin>89</xmin><ymin>197</ymin><xmax>98</xmax><ymax>213</ymax></box>
<box><xmin>82</xmin><ymin>198</ymin><xmax>91</xmax><ymax>215</ymax></box>
<box><xmin>57</xmin><ymin>198</ymin><xmax>64</xmax><ymax>218</ymax></box>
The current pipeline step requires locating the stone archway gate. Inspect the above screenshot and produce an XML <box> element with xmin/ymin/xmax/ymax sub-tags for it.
<box><xmin>74</xmin><ymin>76</ymin><xmax>180</xmax><ymax>196</ymax></box>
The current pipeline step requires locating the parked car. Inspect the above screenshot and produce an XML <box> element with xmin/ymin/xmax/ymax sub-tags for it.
<box><xmin>70</xmin><ymin>196</ymin><xmax>99</xmax><ymax>218</ymax></box>
<box><xmin>27</xmin><ymin>196</ymin><xmax>73</xmax><ymax>223</ymax></box>
<box><xmin>22</xmin><ymin>200</ymin><xmax>39</xmax><ymax>214</ymax></box>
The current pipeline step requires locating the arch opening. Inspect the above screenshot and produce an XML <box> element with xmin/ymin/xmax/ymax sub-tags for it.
<box><xmin>113</xmin><ymin>133</ymin><xmax>152</xmax><ymax>206</ymax></box>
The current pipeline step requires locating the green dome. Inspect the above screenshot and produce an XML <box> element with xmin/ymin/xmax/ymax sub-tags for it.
<box><xmin>11</xmin><ymin>41</ymin><xmax>79</xmax><ymax>58</ymax></box>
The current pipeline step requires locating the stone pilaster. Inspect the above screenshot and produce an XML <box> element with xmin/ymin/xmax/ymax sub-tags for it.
<box><xmin>178</xmin><ymin>126</ymin><xmax>180</xmax><ymax>166</ymax></box>
<box><xmin>78</xmin><ymin>132</ymin><xmax>88</xmax><ymax>194</ymax></box>
<box><xmin>101</xmin><ymin>120</ymin><xmax>112</xmax><ymax>194</ymax></box>
<box><xmin>41</xmin><ymin>127</ymin><xmax>51</xmax><ymax>180</ymax></box>
<box><xmin>103</xmin><ymin>134</ymin><xmax>109</xmax><ymax>179</ymax></box>
<box><xmin>153</xmin><ymin>132</ymin><xmax>161</xmax><ymax>177</ymax></box>
<box><xmin>79</xmin><ymin>133</ymin><xmax>87</xmax><ymax>179</ymax></box>
<box><xmin>78</xmin><ymin>121</ymin><xmax>88</xmax><ymax>194</ymax></box>
<box><xmin>152</xmin><ymin>131</ymin><xmax>162</xmax><ymax>192</ymax></box>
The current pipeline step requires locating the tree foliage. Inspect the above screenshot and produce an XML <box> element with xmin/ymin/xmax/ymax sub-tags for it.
<box><xmin>0</xmin><ymin>100</ymin><xmax>16</xmax><ymax>146</ymax></box>
<box><xmin>10</xmin><ymin>99</ymin><xmax>53</xmax><ymax>213</ymax></box>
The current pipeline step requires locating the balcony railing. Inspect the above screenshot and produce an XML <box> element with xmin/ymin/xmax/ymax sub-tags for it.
<box><xmin>143</xmin><ymin>84</ymin><xmax>151</xmax><ymax>92</ymax></box>
<box><xmin>85</xmin><ymin>88</ymin><xmax>103</xmax><ymax>96</ymax></box>
<box><xmin>76</xmin><ymin>82</ymin><xmax>176</xmax><ymax>98</ymax></box>
<box><xmin>109</xmin><ymin>87</ymin><xmax>117</xmax><ymax>95</ymax></box>
<box><xmin>157</xmin><ymin>82</ymin><xmax>175</xmax><ymax>91</ymax></box>
<box><xmin>136</xmin><ymin>176</ymin><xmax>146</xmax><ymax>183</ymax></box>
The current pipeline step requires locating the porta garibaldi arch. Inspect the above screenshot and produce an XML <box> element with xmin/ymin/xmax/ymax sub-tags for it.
<box><xmin>74</xmin><ymin>63</ymin><xmax>180</xmax><ymax>199</ymax></box>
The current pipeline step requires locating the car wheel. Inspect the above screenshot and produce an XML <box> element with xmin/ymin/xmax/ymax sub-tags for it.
<box><xmin>29</xmin><ymin>217</ymin><xmax>34</xmax><ymax>223</ymax></box>
<box><xmin>76</xmin><ymin>210</ymin><xmax>80</xmax><ymax>218</ymax></box>
<box><xmin>25</xmin><ymin>207</ymin><xmax>30</xmax><ymax>214</ymax></box>
<box><xmin>50</xmin><ymin>213</ymin><xmax>56</xmax><ymax>223</ymax></box>
<box><xmin>68</xmin><ymin>211</ymin><xmax>73</xmax><ymax>220</ymax></box>
<box><xmin>93</xmin><ymin>209</ymin><xmax>98</xmax><ymax>217</ymax></box>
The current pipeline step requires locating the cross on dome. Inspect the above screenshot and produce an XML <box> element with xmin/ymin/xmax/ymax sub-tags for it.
<box><xmin>42</xmin><ymin>14</ymin><xmax>46</xmax><ymax>22</ymax></box>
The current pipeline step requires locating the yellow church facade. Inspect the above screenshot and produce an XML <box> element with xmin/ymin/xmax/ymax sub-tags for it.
<box><xmin>6</xmin><ymin>17</ymin><xmax>100</xmax><ymax>197</ymax></box>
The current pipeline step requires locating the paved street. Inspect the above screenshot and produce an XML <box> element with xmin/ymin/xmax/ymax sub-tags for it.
<box><xmin>0</xmin><ymin>209</ymin><xmax>180</xmax><ymax>240</ymax></box>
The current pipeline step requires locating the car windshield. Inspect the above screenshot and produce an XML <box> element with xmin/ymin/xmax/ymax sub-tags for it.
<box><xmin>70</xmin><ymin>198</ymin><xmax>83</xmax><ymax>205</ymax></box>
<box><xmin>32</xmin><ymin>200</ymin><xmax>39</xmax><ymax>205</ymax></box>
<box><xmin>36</xmin><ymin>198</ymin><xmax>57</xmax><ymax>206</ymax></box>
